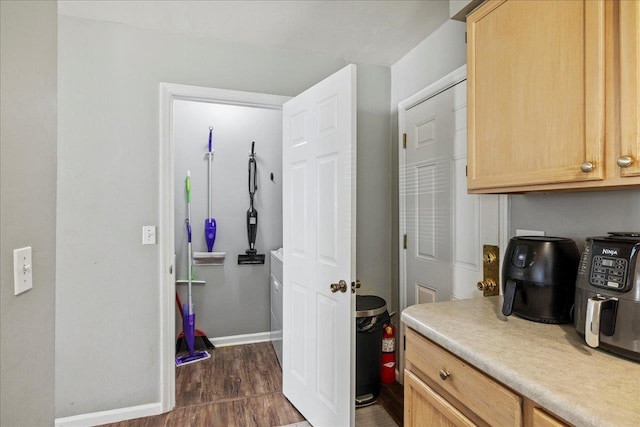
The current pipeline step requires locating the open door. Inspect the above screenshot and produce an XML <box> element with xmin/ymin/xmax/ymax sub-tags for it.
<box><xmin>282</xmin><ymin>64</ymin><xmax>357</xmax><ymax>426</ymax></box>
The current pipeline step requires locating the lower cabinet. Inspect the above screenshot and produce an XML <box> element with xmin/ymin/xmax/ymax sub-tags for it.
<box><xmin>404</xmin><ymin>328</ymin><xmax>569</xmax><ymax>427</ymax></box>
<box><xmin>404</xmin><ymin>370</ymin><xmax>474</xmax><ymax>427</ymax></box>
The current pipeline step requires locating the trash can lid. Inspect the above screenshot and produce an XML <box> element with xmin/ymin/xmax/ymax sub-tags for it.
<box><xmin>356</xmin><ymin>295</ymin><xmax>386</xmax><ymax>318</ymax></box>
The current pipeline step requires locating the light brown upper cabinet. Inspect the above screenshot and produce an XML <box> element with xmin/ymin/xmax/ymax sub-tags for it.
<box><xmin>467</xmin><ymin>0</ymin><xmax>640</xmax><ymax>193</ymax></box>
<box><xmin>620</xmin><ymin>0</ymin><xmax>640</xmax><ymax>178</ymax></box>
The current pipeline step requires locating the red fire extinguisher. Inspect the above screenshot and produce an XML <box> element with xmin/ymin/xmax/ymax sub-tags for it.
<box><xmin>381</xmin><ymin>323</ymin><xmax>396</xmax><ymax>384</ymax></box>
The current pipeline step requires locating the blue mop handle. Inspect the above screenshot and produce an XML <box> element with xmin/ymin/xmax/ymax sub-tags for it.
<box><xmin>186</xmin><ymin>219</ymin><xmax>192</xmax><ymax>243</ymax></box>
<box><xmin>208</xmin><ymin>126</ymin><xmax>213</xmax><ymax>153</ymax></box>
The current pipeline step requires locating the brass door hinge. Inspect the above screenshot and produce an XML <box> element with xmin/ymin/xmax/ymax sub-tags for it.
<box><xmin>403</xmin><ymin>133</ymin><xmax>407</xmax><ymax>149</ymax></box>
<box><xmin>403</xmin><ymin>234</ymin><xmax>407</xmax><ymax>249</ymax></box>
<box><xmin>465</xmin><ymin>32</ymin><xmax>467</xmax><ymax>44</ymax></box>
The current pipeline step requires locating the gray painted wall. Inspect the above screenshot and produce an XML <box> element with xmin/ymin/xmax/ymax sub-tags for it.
<box><xmin>389</xmin><ymin>19</ymin><xmax>640</xmax><ymax>320</ymax></box>
<box><xmin>57</xmin><ymin>15</ymin><xmax>390</xmax><ymax>417</ymax></box>
<box><xmin>0</xmin><ymin>1</ymin><xmax>57</xmax><ymax>426</ymax></box>
<box><xmin>173</xmin><ymin>101</ymin><xmax>283</xmax><ymax>338</ymax></box>
<box><xmin>355</xmin><ymin>65</ymin><xmax>393</xmax><ymax>306</ymax></box>
<box><xmin>510</xmin><ymin>190</ymin><xmax>640</xmax><ymax>248</ymax></box>
<box><xmin>389</xmin><ymin>20</ymin><xmax>468</xmax><ymax>320</ymax></box>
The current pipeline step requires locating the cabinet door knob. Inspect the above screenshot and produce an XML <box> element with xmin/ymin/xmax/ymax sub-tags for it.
<box><xmin>617</xmin><ymin>155</ymin><xmax>634</xmax><ymax>168</ymax></box>
<box><xmin>438</xmin><ymin>369</ymin><xmax>451</xmax><ymax>380</ymax></box>
<box><xmin>580</xmin><ymin>161</ymin><xmax>595</xmax><ymax>173</ymax></box>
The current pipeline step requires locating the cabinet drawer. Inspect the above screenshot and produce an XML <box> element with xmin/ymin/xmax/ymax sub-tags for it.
<box><xmin>406</xmin><ymin>328</ymin><xmax>522</xmax><ymax>426</ymax></box>
<box><xmin>531</xmin><ymin>407</ymin><xmax>568</xmax><ymax>427</ymax></box>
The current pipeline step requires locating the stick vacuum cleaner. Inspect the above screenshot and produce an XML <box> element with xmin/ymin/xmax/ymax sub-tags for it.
<box><xmin>238</xmin><ymin>141</ymin><xmax>265</xmax><ymax>265</ymax></box>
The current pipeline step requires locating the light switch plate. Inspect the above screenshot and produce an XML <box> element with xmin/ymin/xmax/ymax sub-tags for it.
<box><xmin>142</xmin><ymin>226</ymin><xmax>156</xmax><ymax>245</ymax></box>
<box><xmin>14</xmin><ymin>247</ymin><xmax>33</xmax><ymax>295</ymax></box>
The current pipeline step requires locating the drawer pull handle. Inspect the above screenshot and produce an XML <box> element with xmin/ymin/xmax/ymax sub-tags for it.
<box><xmin>438</xmin><ymin>369</ymin><xmax>451</xmax><ymax>380</ymax></box>
<box><xmin>617</xmin><ymin>155</ymin><xmax>634</xmax><ymax>168</ymax></box>
<box><xmin>580</xmin><ymin>161</ymin><xmax>595</xmax><ymax>173</ymax></box>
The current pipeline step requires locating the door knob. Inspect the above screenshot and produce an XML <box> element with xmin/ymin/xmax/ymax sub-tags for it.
<box><xmin>477</xmin><ymin>279</ymin><xmax>497</xmax><ymax>292</ymax></box>
<box><xmin>351</xmin><ymin>280</ymin><xmax>361</xmax><ymax>293</ymax></box>
<box><xmin>330</xmin><ymin>280</ymin><xmax>347</xmax><ymax>293</ymax></box>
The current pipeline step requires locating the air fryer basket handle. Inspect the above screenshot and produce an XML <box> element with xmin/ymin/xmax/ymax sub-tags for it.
<box><xmin>585</xmin><ymin>295</ymin><xmax>619</xmax><ymax>348</ymax></box>
<box><xmin>502</xmin><ymin>279</ymin><xmax>517</xmax><ymax>317</ymax></box>
<box><xmin>586</xmin><ymin>296</ymin><xmax>603</xmax><ymax>347</ymax></box>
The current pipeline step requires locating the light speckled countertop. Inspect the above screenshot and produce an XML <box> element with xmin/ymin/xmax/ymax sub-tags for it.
<box><xmin>401</xmin><ymin>296</ymin><xmax>640</xmax><ymax>427</ymax></box>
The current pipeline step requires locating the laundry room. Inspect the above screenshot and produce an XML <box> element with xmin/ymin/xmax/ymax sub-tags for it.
<box><xmin>172</xmin><ymin>99</ymin><xmax>283</xmax><ymax>343</ymax></box>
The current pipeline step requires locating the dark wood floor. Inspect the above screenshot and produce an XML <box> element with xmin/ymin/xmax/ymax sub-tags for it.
<box><xmin>100</xmin><ymin>342</ymin><xmax>403</xmax><ymax>427</ymax></box>
<box><xmin>377</xmin><ymin>380</ymin><xmax>404</xmax><ymax>426</ymax></box>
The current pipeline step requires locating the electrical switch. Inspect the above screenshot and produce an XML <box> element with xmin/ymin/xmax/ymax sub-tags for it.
<box><xmin>14</xmin><ymin>246</ymin><xmax>33</xmax><ymax>295</ymax></box>
<box><xmin>142</xmin><ymin>226</ymin><xmax>157</xmax><ymax>245</ymax></box>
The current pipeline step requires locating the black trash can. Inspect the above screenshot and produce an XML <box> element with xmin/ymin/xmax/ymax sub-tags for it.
<box><xmin>355</xmin><ymin>295</ymin><xmax>390</xmax><ymax>407</ymax></box>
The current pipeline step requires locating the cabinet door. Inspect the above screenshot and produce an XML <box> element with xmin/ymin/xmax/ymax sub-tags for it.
<box><xmin>467</xmin><ymin>0</ymin><xmax>606</xmax><ymax>191</ymax></box>
<box><xmin>404</xmin><ymin>370</ymin><xmax>476</xmax><ymax>427</ymax></box>
<box><xmin>619</xmin><ymin>0</ymin><xmax>640</xmax><ymax>177</ymax></box>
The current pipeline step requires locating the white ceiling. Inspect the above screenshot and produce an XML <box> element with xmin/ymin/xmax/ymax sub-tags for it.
<box><xmin>58</xmin><ymin>0</ymin><xmax>451</xmax><ymax>66</ymax></box>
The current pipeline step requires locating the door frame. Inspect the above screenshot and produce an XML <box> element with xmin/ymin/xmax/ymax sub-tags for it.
<box><xmin>397</xmin><ymin>65</ymin><xmax>510</xmax><ymax>382</ymax></box>
<box><xmin>159</xmin><ymin>83</ymin><xmax>290</xmax><ymax>411</ymax></box>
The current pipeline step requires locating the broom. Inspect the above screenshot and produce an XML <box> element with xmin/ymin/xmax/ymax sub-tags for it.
<box><xmin>175</xmin><ymin>292</ymin><xmax>214</xmax><ymax>352</ymax></box>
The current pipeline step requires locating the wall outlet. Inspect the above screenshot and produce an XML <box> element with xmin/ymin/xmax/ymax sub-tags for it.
<box><xmin>516</xmin><ymin>229</ymin><xmax>545</xmax><ymax>237</ymax></box>
<box><xmin>14</xmin><ymin>246</ymin><xmax>33</xmax><ymax>295</ymax></box>
<box><xmin>142</xmin><ymin>226</ymin><xmax>156</xmax><ymax>245</ymax></box>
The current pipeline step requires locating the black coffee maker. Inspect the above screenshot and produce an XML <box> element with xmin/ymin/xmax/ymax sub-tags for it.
<box><xmin>502</xmin><ymin>236</ymin><xmax>580</xmax><ymax>323</ymax></box>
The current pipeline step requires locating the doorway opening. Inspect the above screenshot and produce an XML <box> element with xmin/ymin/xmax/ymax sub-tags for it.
<box><xmin>159</xmin><ymin>83</ymin><xmax>289</xmax><ymax>410</ymax></box>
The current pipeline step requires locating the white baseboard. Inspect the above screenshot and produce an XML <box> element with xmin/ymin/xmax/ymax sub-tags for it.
<box><xmin>55</xmin><ymin>402</ymin><xmax>162</xmax><ymax>427</ymax></box>
<box><xmin>55</xmin><ymin>333</ymin><xmax>271</xmax><ymax>426</ymax></box>
<box><xmin>211</xmin><ymin>331</ymin><xmax>271</xmax><ymax>347</ymax></box>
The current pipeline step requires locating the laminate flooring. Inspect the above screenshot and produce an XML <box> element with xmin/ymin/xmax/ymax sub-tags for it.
<box><xmin>100</xmin><ymin>342</ymin><xmax>403</xmax><ymax>427</ymax></box>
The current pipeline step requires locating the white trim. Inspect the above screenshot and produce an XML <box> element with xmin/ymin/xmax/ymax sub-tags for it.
<box><xmin>211</xmin><ymin>331</ymin><xmax>272</xmax><ymax>347</ymax></box>
<box><xmin>498</xmin><ymin>194</ymin><xmax>510</xmax><ymax>293</ymax></box>
<box><xmin>55</xmin><ymin>403</ymin><xmax>162</xmax><ymax>427</ymax></box>
<box><xmin>159</xmin><ymin>82</ymin><xmax>290</xmax><ymax>414</ymax></box>
<box><xmin>159</xmin><ymin>83</ymin><xmax>176</xmax><ymax>412</ymax></box>
<box><xmin>396</xmin><ymin>64</ymin><xmax>510</xmax><ymax>384</ymax></box>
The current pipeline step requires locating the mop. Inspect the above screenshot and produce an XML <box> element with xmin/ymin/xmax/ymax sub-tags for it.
<box><xmin>193</xmin><ymin>127</ymin><xmax>225</xmax><ymax>266</ymax></box>
<box><xmin>204</xmin><ymin>127</ymin><xmax>217</xmax><ymax>252</ymax></box>
<box><xmin>176</xmin><ymin>171</ymin><xmax>212</xmax><ymax>366</ymax></box>
<box><xmin>238</xmin><ymin>141</ymin><xmax>265</xmax><ymax>265</ymax></box>
<box><xmin>175</xmin><ymin>292</ymin><xmax>214</xmax><ymax>352</ymax></box>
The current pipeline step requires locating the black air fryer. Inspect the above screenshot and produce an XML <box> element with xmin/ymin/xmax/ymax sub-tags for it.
<box><xmin>502</xmin><ymin>236</ymin><xmax>580</xmax><ymax>323</ymax></box>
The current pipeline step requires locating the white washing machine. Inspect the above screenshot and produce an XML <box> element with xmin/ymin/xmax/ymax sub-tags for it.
<box><xmin>270</xmin><ymin>248</ymin><xmax>283</xmax><ymax>367</ymax></box>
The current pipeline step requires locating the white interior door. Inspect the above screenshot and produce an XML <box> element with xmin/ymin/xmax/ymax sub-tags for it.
<box><xmin>403</xmin><ymin>78</ymin><xmax>500</xmax><ymax>305</ymax></box>
<box><xmin>399</xmin><ymin>69</ymin><xmax>504</xmax><ymax>379</ymax></box>
<box><xmin>282</xmin><ymin>64</ymin><xmax>356</xmax><ymax>427</ymax></box>
<box><xmin>404</xmin><ymin>82</ymin><xmax>457</xmax><ymax>304</ymax></box>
